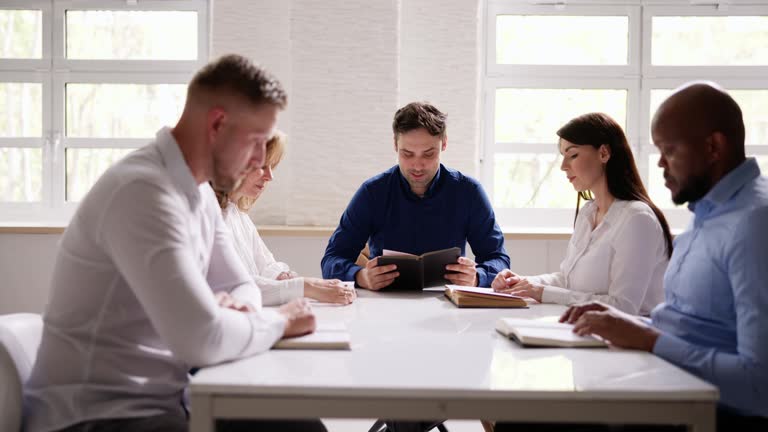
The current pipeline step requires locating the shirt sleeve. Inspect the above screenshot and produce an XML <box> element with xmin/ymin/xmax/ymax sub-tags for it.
<box><xmin>465</xmin><ymin>182</ymin><xmax>510</xmax><ymax>287</ymax></box>
<box><xmin>529</xmin><ymin>272</ymin><xmax>568</xmax><ymax>304</ymax></box>
<box><xmin>321</xmin><ymin>184</ymin><xmax>373</xmax><ymax>282</ymax></box>
<box><xmin>224</xmin><ymin>208</ymin><xmax>303</xmax><ymax>306</ymax></box>
<box><xmin>545</xmin><ymin>212</ymin><xmax>666</xmax><ymax>314</ymax></box>
<box><xmin>208</xmin><ymin>204</ymin><xmax>265</xmax><ymax>310</ymax></box>
<box><xmin>653</xmin><ymin>207</ymin><xmax>768</xmax><ymax>417</ymax></box>
<box><xmin>100</xmin><ymin>181</ymin><xmax>286</xmax><ymax>368</ymax></box>
<box><xmin>251</xmin><ymin>226</ymin><xmax>291</xmax><ymax>279</ymax></box>
<box><xmin>253</xmin><ymin>275</ymin><xmax>305</xmax><ymax>306</ymax></box>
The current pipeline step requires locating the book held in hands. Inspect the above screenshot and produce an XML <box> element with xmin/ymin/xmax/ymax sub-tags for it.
<box><xmin>495</xmin><ymin>318</ymin><xmax>607</xmax><ymax>348</ymax></box>
<box><xmin>444</xmin><ymin>285</ymin><xmax>528</xmax><ymax>308</ymax></box>
<box><xmin>377</xmin><ymin>247</ymin><xmax>461</xmax><ymax>290</ymax></box>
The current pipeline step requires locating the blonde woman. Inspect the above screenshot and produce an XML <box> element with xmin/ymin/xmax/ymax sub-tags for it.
<box><xmin>217</xmin><ymin>132</ymin><xmax>356</xmax><ymax>306</ymax></box>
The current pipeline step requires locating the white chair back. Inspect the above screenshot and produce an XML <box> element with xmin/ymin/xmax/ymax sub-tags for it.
<box><xmin>0</xmin><ymin>313</ymin><xmax>43</xmax><ymax>432</ymax></box>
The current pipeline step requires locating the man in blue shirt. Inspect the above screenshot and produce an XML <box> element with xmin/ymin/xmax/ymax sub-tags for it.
<box><xmin>553</xmin><ymin>82</ymin><xmax>768</xmax><ymax>431</ymax></box>
<box><xmin>321</xmin><ymin>102</ymin><xmax>509</xmax><ymax>290</ymax></box>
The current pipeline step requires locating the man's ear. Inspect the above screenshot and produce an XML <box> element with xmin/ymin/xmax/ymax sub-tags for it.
<box><xmin>207</xmin><ymin>107</ymin><xmax>226</xmax><ymax>145</ymax></box>
<box><xmin>708</xmin><ymin>131</ymin><xmax>727</xmax><ymax>163</ymax></box>
<box><xmin>441</xmin><ymin>135</ymin><xmax>447</xmax><ymax>151</ymax></box>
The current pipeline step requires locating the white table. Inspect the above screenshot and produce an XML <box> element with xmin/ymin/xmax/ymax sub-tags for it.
<box><xmin>190</xmin><ymin>290</ymin><xmax>718</xmax><ymax>431</ymax></box>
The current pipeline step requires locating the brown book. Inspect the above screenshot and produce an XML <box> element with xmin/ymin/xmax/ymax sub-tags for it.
<box><xmin>444</xmin><ymin>285</ymin><xmax>528</xmax><ymax>308</ymax></box>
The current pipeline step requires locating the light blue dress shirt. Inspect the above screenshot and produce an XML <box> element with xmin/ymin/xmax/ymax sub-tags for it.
<box><xmin>651</xmin><ymin>158</ymin><xmax>768</xmax><ymax>417</ymax></box>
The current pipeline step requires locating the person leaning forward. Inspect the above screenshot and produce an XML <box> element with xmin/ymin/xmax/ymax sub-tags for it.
<box><xmin>24</xmin><ymin>55</ymin><xmax>325</xmax><ymax>432</ymax></box>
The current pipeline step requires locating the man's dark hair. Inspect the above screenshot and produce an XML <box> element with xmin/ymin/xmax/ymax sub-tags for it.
<box><xmin>392</xmin><ymin>102</ymin><xmax>447</xmax><ymax>138</ymax></box>
<box><xmin>189</xmin><ymin>54</ymin><xmax>287</xmax><ymax>109</ymax></box>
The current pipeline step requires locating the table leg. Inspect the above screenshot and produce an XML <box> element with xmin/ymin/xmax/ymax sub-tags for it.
<box><xmin>190</xmin><ymin>394</ymin><xmax>215</xmax><ymax>432</ymax></box>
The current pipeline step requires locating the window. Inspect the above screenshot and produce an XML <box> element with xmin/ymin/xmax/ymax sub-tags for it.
<box><xmin>0</xmin><ymin>0</ymin><xmax>207</xmax><ymax>223</ymax></box>
<box><xmin>484</xmin><ymin>1</ymin><xmax>768</xmax><ymax>230</ymax></box>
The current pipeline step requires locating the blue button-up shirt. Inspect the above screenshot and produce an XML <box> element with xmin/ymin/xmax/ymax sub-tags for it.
<box><xmin>321</xmin><ymin>164</ymin><xmax>509</xmax><ymax>287</ymax></box>
<box><xmin>651</xmin><ymin>158</ymin><xmax>768</xmax><ymax>417</ymax></box>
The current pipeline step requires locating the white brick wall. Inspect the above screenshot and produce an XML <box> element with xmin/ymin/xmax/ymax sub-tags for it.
<box><xmin>212</xmin><ymin>0</ymin><xmax>293</xmax><ymax>223</ymax></box>
<box><xmin>212</xmin><ymin>0</ymin><xmax>482</xmax><ymax>226</ymax></box>
<box><xmin>399</xmin><ymin>0</ymin><xmax>481</xmax><ymax>176</ymax></box>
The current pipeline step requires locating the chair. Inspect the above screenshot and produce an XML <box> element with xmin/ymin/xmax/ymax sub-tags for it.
<box><xmin>355</xmin><ymin>244</ymin><xmax>371</xmax><ymax>268</ymax></box>
<box><xmin>0</xmin><ymin>313</ymin><xmax>43</xmax><ymax>432</ymax></box>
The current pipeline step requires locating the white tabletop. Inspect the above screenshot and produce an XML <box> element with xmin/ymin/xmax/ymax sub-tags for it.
<box><xmin>192</xmin><ymin>290</ymin><xmax>716</xmax><ymax>403</ymax></box>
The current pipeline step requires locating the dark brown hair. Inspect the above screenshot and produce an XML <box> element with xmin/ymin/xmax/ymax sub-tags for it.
<box><xmin>557</xmin><ymin>113</ymin><xmax>673</xmax><ymax>258</ymax></box>
<box><xmin>392</xmin><ymin>102</ymin><xmax>447</xmax><ymax>138</ymax></box>
<box><xmin>189</xmin><ymin>54</ymin><xmax>287</xmax><ymax>109</ymax></box>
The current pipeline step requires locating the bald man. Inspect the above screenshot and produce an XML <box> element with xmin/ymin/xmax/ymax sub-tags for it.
<box><xmin>547</xmin><ymin>82</ymin><xmax>768</xmax><ymax>430</ymax></box>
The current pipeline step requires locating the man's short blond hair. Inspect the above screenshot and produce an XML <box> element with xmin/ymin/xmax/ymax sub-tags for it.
<box><xmin>188</xmin><ymin>54</ymin><xmax>287</xmax><ymax>109</ymax></box>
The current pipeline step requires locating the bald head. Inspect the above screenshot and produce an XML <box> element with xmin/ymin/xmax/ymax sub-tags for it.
<box><xmin>651</xmin><ymin>82</ymin><xmax>747</xmax><ymax>205</ymax></box>
<box><xmin>652</xmin><ymin>82</ymin><xmax>745</xmax><ymax>159</ymax></box>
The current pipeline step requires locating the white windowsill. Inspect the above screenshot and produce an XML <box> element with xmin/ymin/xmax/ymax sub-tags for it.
<box><xmin>0</xmin><ymin>223</ymin><xmax>574</xmax><ymax>240</ymax></box>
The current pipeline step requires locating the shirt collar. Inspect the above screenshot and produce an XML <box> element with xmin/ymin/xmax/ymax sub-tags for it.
<box><xmin>397</xmin><ymin>164</ymin><xmax>444</xmax><ymax>200</ymax></box>
<box><xmin>688</xmin><ymin>158</ymin><xmax>761</xmax><ymax>215</ymax></box>
<box><xmin>579</xmin><ymin>199</ymin><xmax>623</xmax><ymax>230</ymax></box>
<box><xmin>156</xmin><ymin>127</ymin><xmax>201</xmax><ymax>209</ymax></box>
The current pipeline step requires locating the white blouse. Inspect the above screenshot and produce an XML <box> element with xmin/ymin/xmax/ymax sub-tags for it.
<box><xmin>530</xmin><ymin>199</ymin><xmax>668</xmax><ymax>315</ymax></box>
<box><xmin>223</xmin><ymin>202</ymin><xmax>304</xmax><ymax>306</ymax></box>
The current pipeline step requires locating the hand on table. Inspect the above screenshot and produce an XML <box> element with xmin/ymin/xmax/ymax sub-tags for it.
<box><xmin>492</xmin><ymin>270</ymin><xmax>543</xmax><ymax>302</ymax></box>
<box><xmin>278</xmin><ymin>298</ymin><xmax>316</xmax><ymax>338</ymax></box>
<box><xmin>305</xmin><ymin>277</ymin><xmax>356</xmax><ymax>305</ymax></box>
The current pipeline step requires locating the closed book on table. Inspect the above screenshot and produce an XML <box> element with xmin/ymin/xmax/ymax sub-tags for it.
<box><xmin>445</xmin><ymin>285</ymin><xmax>528</xmax><ymax>308</ymax></box>
<box><xmin>495</xmin><ymin>318</ymin><xmax>607</xmax><ymax>348</ymax></box>
<box><xmin>273</xmin><ymin>323</ymin><xmax>351</xmax><ymax>350</ymax></box>
<box><xmin>377</xmin><ymin>247</ymin><xmax>461</xmax><ymax>290</ymax></box>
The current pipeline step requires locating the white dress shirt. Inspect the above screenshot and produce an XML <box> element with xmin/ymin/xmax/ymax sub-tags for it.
<box><xmin>529</xmin><ymin>199</ymin><xmax>667</xmax><ymax>315</ymax></box>
<box><xmin>222</xmin><ymin>202</ymin><xmax>304</xmax><ymax>306</ymax></box>
<box><xmin>24</xmin><ymin>128</ymin><xmax>286</xmax><ymax>432</ymax></box>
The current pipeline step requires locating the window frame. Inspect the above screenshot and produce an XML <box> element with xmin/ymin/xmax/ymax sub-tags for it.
<box><xmin>483</xmin><ymin>0</ymin><xmax>768</xmax><ymax>231</ymax></box>
<box><xmin>0</xmin><ymin>0</ymin><xmax>208</xmax><ymax>223</ymax></box>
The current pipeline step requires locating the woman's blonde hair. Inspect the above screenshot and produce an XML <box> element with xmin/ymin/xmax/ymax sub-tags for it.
<box><xmin>216</xmin><ymin>130</ymin><xmax>286</xmax><ymax>212</ymax></box>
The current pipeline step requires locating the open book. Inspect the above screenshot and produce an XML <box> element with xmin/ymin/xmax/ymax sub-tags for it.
<box><xmin>377</xmin><ymin>247</ymin><xmax>461</xmax><ymax>290</ymax></box>
<box><xmin>445</xmin><ymin>285</ymin><xmax>527</xmax><ymax>308</ymax></box>
<box><xmin>495</xmin><ymin>318</ymin><xmax>607</xmax><ymax>348</ymax></box>
<box><xmin>273</xmin><ymin>323</ymin><xmax>351</xmax><ymax>350</ymax></box>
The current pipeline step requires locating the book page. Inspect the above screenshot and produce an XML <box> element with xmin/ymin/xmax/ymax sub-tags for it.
<box><xmin>446</xmin><ymin>285</ymin><xmax>524</xmax><ymax>299</ymax></box>
<box><xmin>383</xmin><ymin>249</ymin><xmax>417</xmax><ymax>257</ymax></box>
<box><xmin>499</xmin><ymin>317</ymin><xmax>575</xmax><ymax>330</ymax></box>
<box><xmin>498</xmin><ymin>318</ymin><xmax>605</xmax><ymax>347</ymax></box>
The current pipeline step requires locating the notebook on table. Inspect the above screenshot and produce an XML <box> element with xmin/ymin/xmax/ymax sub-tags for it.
<box><xmin>273</xmin><ymin>323</ymin><xmax>351</xmax><ymax>350</ymax></box>
<box><xmin>444</xmin><ymin>285</ymin><xmax>528</xmax><ymax>308</ymax></box>
<box><xmin>495</xmin><ymin>318</ymin><xmax>607</xmax><ymax>348</ymax></box>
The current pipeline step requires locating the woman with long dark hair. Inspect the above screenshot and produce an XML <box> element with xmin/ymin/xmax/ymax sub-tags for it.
<box><xmin>492</xmin><ymin>113</ymin><xmax>672</xmax><ymax>315</ymax></box>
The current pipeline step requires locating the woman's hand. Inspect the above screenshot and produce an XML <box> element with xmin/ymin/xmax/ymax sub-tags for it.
<box><xmin>492</xmin><ymin>270</ymin><xmax>543</xmax><ymax>302</ymax></box>
<box><xmin>304</xmin><ymin>278</ymin><xmax>357</xmax><ymax>305</ymax></box>
<box><xmin>214</xmin><ymin>291</ymin><xmax>255</xmax><ymax>312</ymax></box>
<box><xmin>276</xmin><ymin>271</ymin><xmax>299</xmax><ymax>280</ymax></box>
